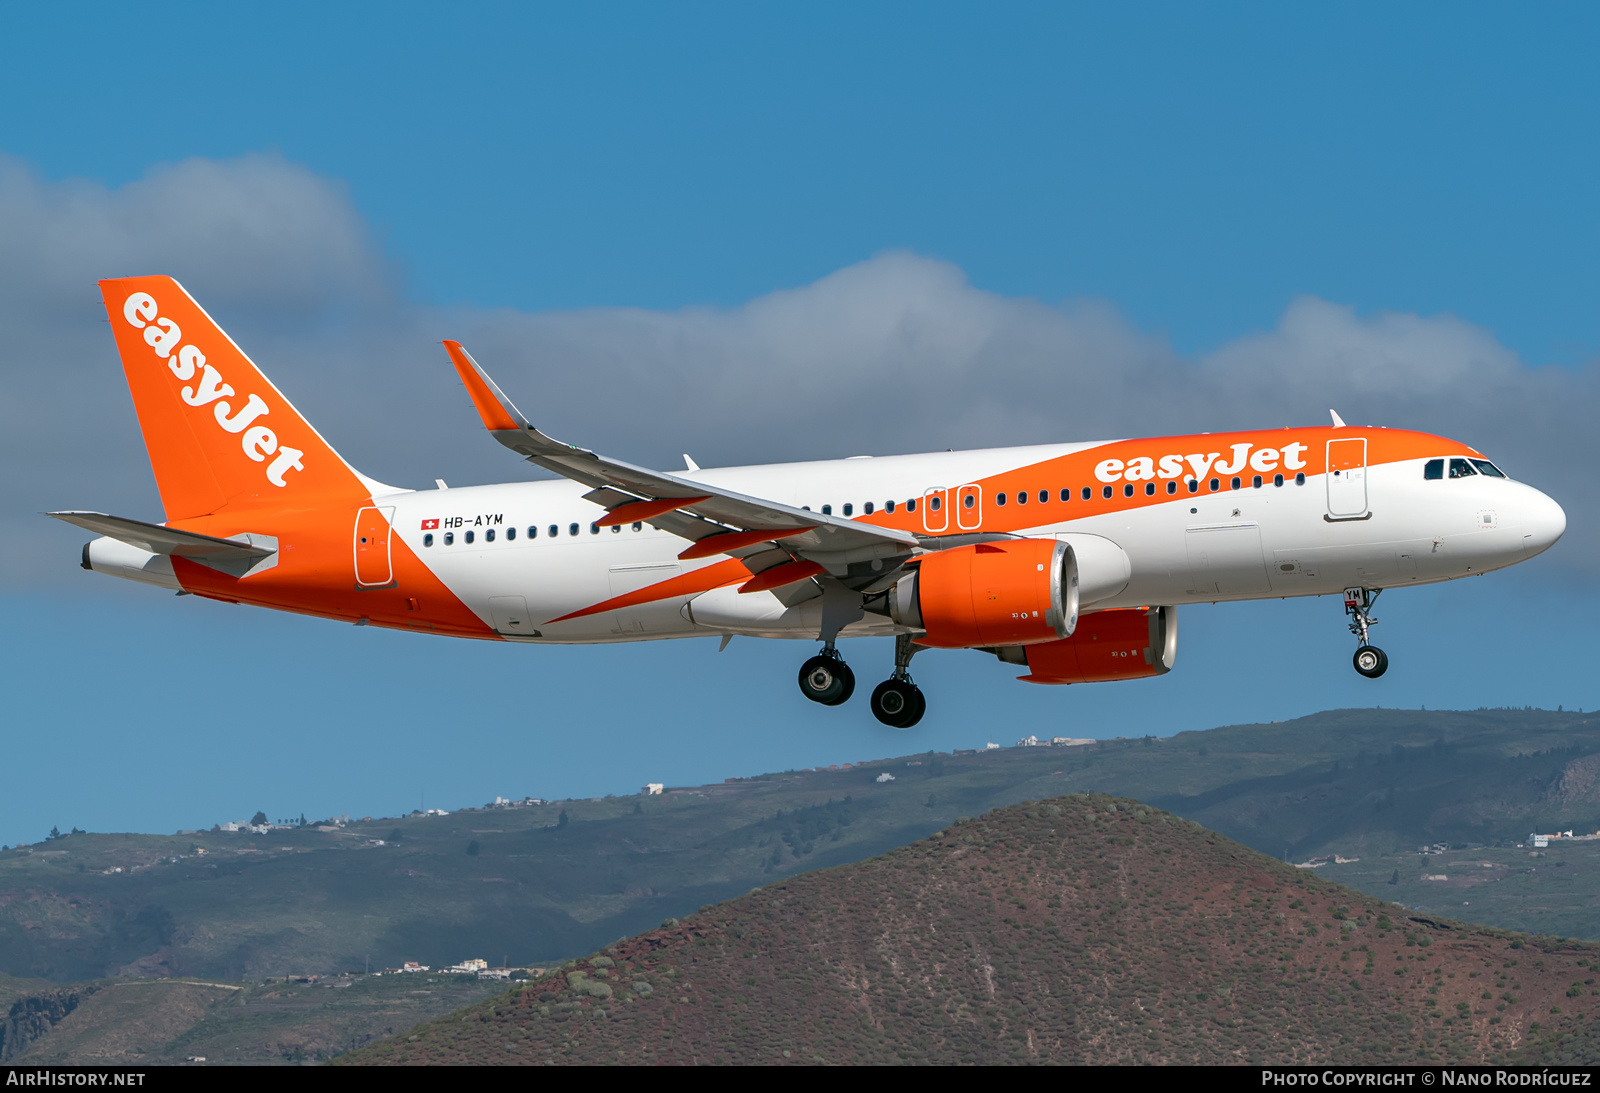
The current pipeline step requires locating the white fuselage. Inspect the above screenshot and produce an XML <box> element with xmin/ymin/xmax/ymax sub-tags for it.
<box><xmin>380</xmin><ymin>442</ymin><xmax>1564</xmax><ymax>644</ymax></box>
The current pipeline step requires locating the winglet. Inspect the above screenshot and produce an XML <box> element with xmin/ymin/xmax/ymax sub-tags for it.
<box><xmin>1329</xmin><ymin>409</ymin><xmax>1347</xmax><ymax>428</ymax></box>
<box><xmin>443</xmin><ymin>340</ymin><xmax>528</xmax><ymax>433</ymax></box>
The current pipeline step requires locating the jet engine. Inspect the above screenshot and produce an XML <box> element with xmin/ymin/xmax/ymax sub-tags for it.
<box><xmin>886</xmin><ymin>539</ymin><xmax>1079</xmax><ymax>649</ymax></box>
<box><xmin>991</xmin><ymin>606</ymin><xmax>1176</xmax><ymax>684</ymax></box>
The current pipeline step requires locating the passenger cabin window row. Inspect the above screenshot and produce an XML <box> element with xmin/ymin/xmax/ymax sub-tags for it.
<box><xmin>425</xmin><ymin>465</ymin><xmax>1335</xmax><ymax>549</ymax></box>
<box><xmin>811</xmin><ymin>472</ymin><xmax>1311</xmax><ymax>521</ymax></box>
<box><xmin>423</xmin><ymin>519</ymin><xmax>646</xmax><ymax>547</ymax></box>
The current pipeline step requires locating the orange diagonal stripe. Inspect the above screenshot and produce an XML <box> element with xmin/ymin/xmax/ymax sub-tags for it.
<box><xmin>545</xmin><ymin>556</ymin><xmax>752</xmax><ymax>624</ymax></box>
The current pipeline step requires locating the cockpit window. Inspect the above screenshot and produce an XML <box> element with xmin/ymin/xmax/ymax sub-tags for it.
<box><xmin>1471</xmin><ymin>458</ymin><xmax>1507</xmax><ymax>479</ymax></box>
<box><xmin>1449</xmin><ymin>457</ymin><xmax>1477</xmax><ymax>479</ymax></box>
<box><xmin>1424</xmin><ymin>459</ymin><xmax>1443</xmax><ymax>480</ymax></box>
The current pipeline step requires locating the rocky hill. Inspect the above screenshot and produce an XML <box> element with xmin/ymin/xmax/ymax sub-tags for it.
<box><xmin>5</xmin><ymin>708</ymin><xmax>1600</xmax><ymax>986</ymax></box>
<box><xmin>346</xmin><ymin>794</ymin><xmax>1600</xmax><ymax>1066</ymax></box>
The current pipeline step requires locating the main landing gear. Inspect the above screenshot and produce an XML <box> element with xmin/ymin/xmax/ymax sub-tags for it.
<box><xmin>795</xmin><ymin>634</ymin><xmax>926</xmax><ymax>728</ymax></box>
<box><xmin>1344</xmin><ymin>586</ymin><xmax>1388</xmax><ymax>679</ymax></box>
<box><xmin>798</xmin><ymin>645</ymin><xmax>855</xmax><ymax>706</ymax></box>
<box><xmin>869</xmin><ymin>634</ymin><xmax>926</xmax><ymax>729</ymax></box>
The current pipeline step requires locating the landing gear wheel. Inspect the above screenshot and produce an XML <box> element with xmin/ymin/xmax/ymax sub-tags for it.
<box><xmin>1353</xmin><ymin>645</ymin><xmax>1388</xmax><ymax>679</ymax></box>
<box><xmin>870</xmin><ymin>679</ymin><xmax>925</xmax><ymax>728</ymax></box>
<box><xmin>798</xmin><ymin>655</ymin><xmax>855</xmax><ymax>706</ymax></box>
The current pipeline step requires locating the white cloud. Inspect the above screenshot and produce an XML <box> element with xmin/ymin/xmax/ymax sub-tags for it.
<box><xmin>1</xmin><ymin>153</ymin><xmax>1592</xmax><ymax>586</ymax></box>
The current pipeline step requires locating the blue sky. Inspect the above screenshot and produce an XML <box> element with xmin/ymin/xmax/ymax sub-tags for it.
<box><xmin>1</xmin><ymin>4</ymin><xmax>1596</xmax><ymax>845</ymax></box>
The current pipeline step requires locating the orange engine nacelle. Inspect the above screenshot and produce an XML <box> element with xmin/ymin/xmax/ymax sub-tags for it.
<box><xmin>889</xmin><ymin>539</ymin><xmax>1079</xmax><ymax>649</ymax></box>
<box><xmin>999</xmin><ymin>606</ymin><xmax>1177</xmax><ymax>684</ymax></box>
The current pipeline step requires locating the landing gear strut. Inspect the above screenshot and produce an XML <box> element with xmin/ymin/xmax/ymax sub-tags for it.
<box><xmin>1344</xmin><ymin>587</ymin><xmax>1388</xmax><ymax>679</ymax></box>
<box><xmin>798</xmin><ymin>643</ymin><xmax>855</xmax><ymax>706</ymax></box>
<box><xmin>870</xmin><ymin>633</ymin><xmax>926</xmax><ymax>728</ymax></box>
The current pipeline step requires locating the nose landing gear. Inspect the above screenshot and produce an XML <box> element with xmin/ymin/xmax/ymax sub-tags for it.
<box><xmin>869</xmin><ymin>633</ymin><xmax>926</xmax><ymax>728</ymax></box>
<box><xmin>1344</xmin><ymin>587</ymin><xmax>1388</xmax><ymax>679</ymax></box>
<box><xmin>798</xmin><ymin>644</ymin><xmax>855</xmax><ymax>706</ymax></box>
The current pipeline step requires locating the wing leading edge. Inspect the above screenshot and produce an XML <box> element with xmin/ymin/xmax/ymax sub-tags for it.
<box><xmin>442</xmin><ymin>341</ymin><xmax>920</xmax><ymax>597</ymax></box>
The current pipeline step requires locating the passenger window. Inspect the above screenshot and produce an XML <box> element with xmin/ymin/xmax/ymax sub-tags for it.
<box><xmin>1230</xmin><ymin>477</ymin><xmax>1241</xmax><ymax>490</ymax></box>
<box><xmin>486</xmin><ymin>528</ymin><xmax>496</xmax><ymax>542</ymax></box>
<box><xmin>929</xmin><ymin>496</ymin><xmax>939</xmax><ymax>511</ymax></box>
<box><xmin>590</xmin><ymin>522</ymin><xmax>600</xmax><ymax>534</ymax></box>
<box><xmin>1123</xmin><ymin>484</ymin><xmax>1135</xmax><ymax>498</ymax></box>
<box><xmin>1252</xmin><ymin>475</ymin><xmax>1262</xmax><ymax>489</ymax></box>
<box><xmin>1102</xmin><ymin>485</ymin><xmax>1113</xmax><ymax>499</ymax></box>
<box><xmin>548</xmin><ymin>525</ymin><xmax>558</xmax><ymax>538</ymax></box>
<box><xmin>423</xmin><ymin>533</ymin><xmax>434</xmax><ymax>547</ymax></box>
<box><xmin>1471</xmin><ymin>459</ymin><xmax>1507</xmax><ymax>478</ymax></box>
<box><xmin>612</xmin><ymin>524</ymin><xmax>621</xmax><ymax>533</ymax></box>
<box><xmin>1166</xmin><ymin>481</ymin><xmax>1177</xmax><ymax>495</ymax></box>
<box><xmin>1424</xmin><ymin>458</ymin><xmax>1444</xmax><ymax>481</ymax></box>
<box><xmin>822</xmin><ymin>504</ymin><xmax>832</xmax><ymax>515</ymax></box>
<box><xmin>568</xmin><ymin>523</ymin><xmax>579</xmax><ymax>536</ymax></box>
<box><xmin>465</xmin><ymin>530</ymin><xmax>475</xmax><ymax>544</ymax></box>
<box><xmin>1039</xmin><ymin>490</ymin><xmax>1048</xmax><ymax>504</ymax></box>
<box><xmin>632</xmin><ymin>521</ymin><xmax>642</xmax><ymax>531</ymax></box>
<box><xmin>908</xmin><ymin>498</ymin><xmax>918</xmax><ymax>513</ymax></box>
<box><xmin>506</xmin><ymin>527</ymin><xmax>516</xmax><ymax>541</ymax></box>
<box><xmin>1295</xmin><ymin>472</ymin><xmax>1305</xmax><ymax>485</ymax></box>
<box><xmin>444</xmin><ymin>532</ymin><xmax>454</xmax><ymax>546</ymax></box>
<box><xmin>863</xmin><ymin>501</ymin><xmax>874</xmax><ymax>515</ymax></box>
<box><xmin>885</xmin><ymin>499</ymin><xmax>895</xmax><ymax>514</ymax></box>
<box><xmin>989</xmin><ymin>493</ymin><xmax>1001</xmax><ymax>507</ymax></box>
<box><xmin>1014</xmin><ymin>491</ymin><xmax>1026</xmax><ymax>505</ymax></box>
<box><xmin>1144</xmin><ymin>482</ymin><xmax>1155</xmax><ymax>496</ymax></box>
<box><xmin>1449</xmin><ymin>458</ymin><xmax>1477</xmax><ymax>479</ymax></box>
<box><xmin>843</xmin><ymin>503</ymin><xmax>853</xmax><ymax>516</ymax></box>
<box><xmin>1273</xmin><ymin>473</ymin><xmax>1284</xmax><ymax>487</ymax></box>
<box><xmin>1187</xmin><ymin>479</ymin><xmax>1199</xmax><ymax>493</ymax></box>
<box><xmin>1060</xmin><ymin>488</ymin><xmax>1071</xmax><ymax>502</ymax></box>
<box><xmin>1209</xmin><ymin>478</ymin><xmax>1220</xmax><ymax>492</ymax></box>
<box><xmin>529</xmin><ymin>526</ymin><xmax>537</xmax><ymax>538</ymax></box>
<box><xmin>1082</xmin><ymin>487</ymin><xmax>1092</xmax><ymax>501</ymax></box>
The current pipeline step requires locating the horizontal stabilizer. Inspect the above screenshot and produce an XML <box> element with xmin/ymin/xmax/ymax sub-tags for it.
<box><xmin>49</xmin><ymin>511</ymin><xmax>277</xmax><ymax>578</ymax></box>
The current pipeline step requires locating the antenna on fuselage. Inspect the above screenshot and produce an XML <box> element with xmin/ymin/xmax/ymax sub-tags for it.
<box><xmin>1329</xmin><ymin>409</ymin><xmax>1347</xmax><ymax>428</ymax></box>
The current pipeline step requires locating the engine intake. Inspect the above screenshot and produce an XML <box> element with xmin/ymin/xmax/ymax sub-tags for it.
<box><xmin>889</xmin><ymin>539</ymin><xmax>1078</xmax><ymax>649</ymax></box>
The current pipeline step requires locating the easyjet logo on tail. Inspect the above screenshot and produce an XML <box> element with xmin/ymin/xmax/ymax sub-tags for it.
<box><xmin>121</xmin><ymin>292</ymin><xmax>305</xmax><ymax>488</ymax></box>
<box><xmin>1094</xmin><ymin>441</ymin><xmax>1310</xmax><ymax>484</ymax></box>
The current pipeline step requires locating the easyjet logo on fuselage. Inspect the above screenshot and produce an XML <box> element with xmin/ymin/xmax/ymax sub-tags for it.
<box><xmin>121</xmin><ymin>292</ymin><xmax>305</xmax><ymax>488</ymax></box>
<box><xmin>1094</xmin><ymin>441</ymin><xmax>1310</xmax><ymax>484</ymax></box>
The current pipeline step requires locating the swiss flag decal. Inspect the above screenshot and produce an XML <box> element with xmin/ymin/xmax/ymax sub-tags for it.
<box><xmin>421</xmin><ymin>518</ymin><xmax>439</xmax><ymax>530</ymax></box>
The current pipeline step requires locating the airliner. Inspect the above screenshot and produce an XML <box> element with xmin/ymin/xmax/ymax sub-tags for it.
<box><xmin>56</xmin><ymin>277</ymin><xmax>1567</xmax><ymax>727</ymax></box>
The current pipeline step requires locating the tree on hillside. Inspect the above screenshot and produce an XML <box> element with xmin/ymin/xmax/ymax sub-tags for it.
<box><xmin>48</xmin><ymin>826</ymin><xmax>60</xmax><ymax>840</ymax></box>
<box><xmin>250</xmin><ymin>811</ymin><xmax>268</xmax><ymax>826</ymax></box>
<box><xmin>558</xmin><ymin>810</ymin><xmax>569</xmax><ymax>829</ymax></box>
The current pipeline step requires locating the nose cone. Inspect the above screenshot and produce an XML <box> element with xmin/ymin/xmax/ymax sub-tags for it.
<box><xmin>1521</xmin><ymin>488</ymin><xmax>1566</xmax><ymax>559</ymax></box>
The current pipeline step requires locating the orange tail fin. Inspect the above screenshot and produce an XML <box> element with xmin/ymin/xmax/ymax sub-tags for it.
<box><xmin>98</xmin><ymin>276</ymin><xmax>375</xmax><ymax>519</ymax></box>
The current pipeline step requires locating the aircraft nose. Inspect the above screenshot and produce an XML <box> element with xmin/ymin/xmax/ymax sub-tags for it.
<box><xmin>1521</xmin><ymin>488</ymin><xmax>1566</xmax><ymax>559</ymax></box>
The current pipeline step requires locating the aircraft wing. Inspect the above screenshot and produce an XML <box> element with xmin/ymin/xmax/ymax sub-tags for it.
<box><xmin>443</xmin><ymin>341</ymin><xmax>920</xmax><ymax>587</ymax></box>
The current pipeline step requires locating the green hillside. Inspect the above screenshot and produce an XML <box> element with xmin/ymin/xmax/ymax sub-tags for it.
<box><xmin>2</xmin><ymin>707</ymin><xmax>1598</xmax><ymax>986</ymax></box>
<box><xmin>0</xmin><ymin>972</ymin><xmax>508</xmax><ymax>1065</ymax></box>
<box><xmin>344</xmin><ymin>795</ymin><xmax>1600</xmax><ymax>1066</ymax></box>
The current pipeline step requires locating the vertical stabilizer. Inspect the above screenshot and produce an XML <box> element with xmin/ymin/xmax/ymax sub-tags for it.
<box><xmin>98</xmin><ymin>276</ymin><xmax>373</xmax><ymax>519</ymax></box>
